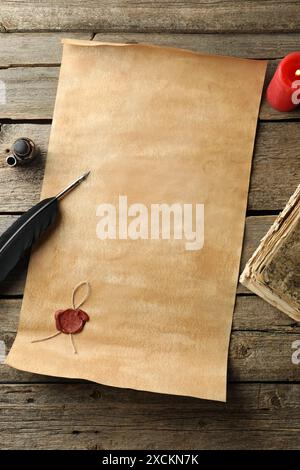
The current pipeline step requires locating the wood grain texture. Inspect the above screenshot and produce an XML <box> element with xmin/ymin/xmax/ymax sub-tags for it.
<box><xmin>248</xmin><ymin>122</ymin><xmax>300</xmax><ymax>211</ymax></box>
<box><xmin>0</xmin><ymin>32</ymin><xmax>298</xmax><ymax>65</ymax></box>
<box><xmin>0</xmin><ymin>33</ymin><xmax>92</xmax><ymax>66</ymax></box>
<box><xmin>0</xmin><ymin>215</ymin><xmax>27</xmax><ymax>296</ymax></box>
<box><xmin>0</xmin><ymin>123</ymin><xmax>48</xmax><ymax>212</ymax></box>
<box><xmin>1</xmin><ymin>382</ymin><xmax>300</xmax><ymax>449</ymax></box>
<box><xmin>0</xmin><ymin>66</ymin><xmax>58</xmax><ymax>119</ymax></box>
<box><xmin>240</xmin><ymin>216</ymin><xmax>275</xmax><ymax>274</ymax></box>
<box><xmin>0</xmin><ymin>214</ymin><xmax>276</xmax><ymax>295</ymax></box>
<box><xmin>0</xmin><ymin>59</ymin><xmax>299</xmax><ymax>120</ymax></box>
<box><xmin>1</xmin><ymin>297</ymin><xmax>299</xmax><ymax>383</ymax></box>
<box><xmin>93</xmin><ymin>32</ymin><xmax>300</xmax><ymax>59</ymax></box>
<box><xmin>1</xmin><ymin>123</ymin><xmax>299</xmax><ymax>212</ymax></box>
<box><xmin>0</xmin><ymin>1</ymin><xmax>300</xmax><ymax>33</ymax></box>
<box><xmin>0</xmin><ymin>14</ymin><xmax>299</xmax><ymax>450</ymax></box>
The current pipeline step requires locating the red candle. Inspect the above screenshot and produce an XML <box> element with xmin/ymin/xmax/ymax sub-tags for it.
<box><xmin>267</xmin><ymin>52</ymin><xmax>300</xmax><ymax>112</ymax></box>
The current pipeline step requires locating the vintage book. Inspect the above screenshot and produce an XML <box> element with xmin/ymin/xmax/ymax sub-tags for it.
<box><xmin>240</xmin><ymin>184</ymin><xmax>300</xmax><ymax>322</ymax></box>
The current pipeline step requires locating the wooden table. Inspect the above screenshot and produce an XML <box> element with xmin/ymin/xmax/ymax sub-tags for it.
<box><xmin>0</xmin><ymin>1</ymin><xmax>300</xmax><ymax>450</ymax></box>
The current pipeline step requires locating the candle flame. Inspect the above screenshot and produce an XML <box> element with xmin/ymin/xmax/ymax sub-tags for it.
<box><xmin>295</xmin><ymin>69</ymin><xmax>300</xmax><ymax>76</ymax></box>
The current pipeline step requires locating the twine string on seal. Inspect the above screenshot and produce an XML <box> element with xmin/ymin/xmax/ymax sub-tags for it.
<box><xmin>69</xmin><ymin>281</ymin><xmax>90</xmax><ymax>353</ymax></box>
<box><xmin>69</xmin><ymin>332</ymin><xmax>77</xmax><ymax>354</ymax></box>
<box><xmin>72</xmin><ymin>280</ymin><xmax>91</xmax><ymax>310</ymax></box>
<box><xmin>31</xmin><ymin>331</ymin><xmax>62</xmax><ymax>343</ymax></box>
<box><xmin>31</xmin><ymin>281</ymin><xmax>91</xmax><ymax>354</ymax></box>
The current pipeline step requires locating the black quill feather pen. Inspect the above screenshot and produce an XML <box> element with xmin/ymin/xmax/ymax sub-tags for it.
<box><xmin>0</xmin><ymin>171</ymin><xmax>90</xmax><ymax>283</ymax></box>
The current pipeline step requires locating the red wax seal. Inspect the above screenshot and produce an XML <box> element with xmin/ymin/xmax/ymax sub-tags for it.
<box><xmin>55</xmin><ymin>309</ymin><xmax>89</xmax><ymax>334</ymax></box>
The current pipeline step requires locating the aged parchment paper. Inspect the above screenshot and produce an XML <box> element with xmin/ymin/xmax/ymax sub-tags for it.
<box><xmin>7</xmin><ymin>40</ymin><xmax>266</xmax><ymax>401</ymax></box>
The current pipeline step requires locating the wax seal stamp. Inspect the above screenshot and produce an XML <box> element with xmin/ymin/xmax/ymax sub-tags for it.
<box><xmin>55</xmin><ymin>308</ymin><xmax>89</xmax><ymax>334</ymax></box>
<box><xmin>31</xmin><ymin>281</ymin><xmax>91</xmax><ymax>354</ymax></box>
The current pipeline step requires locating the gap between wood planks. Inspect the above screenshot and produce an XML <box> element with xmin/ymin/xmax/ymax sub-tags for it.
<box><xmin>0</xmin><ymin>380</ymin><xmax>299</xmax><ymax>385</ymax></box>
<box><xmin>0</xmin><ymin>63</ymin><xmax>61</xmax><ymax>70</ymax></box>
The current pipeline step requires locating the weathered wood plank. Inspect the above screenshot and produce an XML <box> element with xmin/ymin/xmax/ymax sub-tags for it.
<box><xmin>0</xmin><ymin>124</ymin><xmax>48</xmax><ymax>212</ymax></box>
<box><xmin>229</xmin><ymin>330</ymin><xmax>300</xmax><ymax>381</ymax></box>
<box><xmin>0</xmin><ymin>60</ymin><xmax>299</xmax><ymax>120</ymax></box>
<box><xmin>0</xmin><ymin>299</ymin><xmax>67</xmax><ymax>383</ymax></box>
<box><xmin>0</xmin><ymin>216</ymin><xmax>26</xmax><ymax>296</ymax></box>
<box><xmin>0</xmin><ymin>33</ymin><xmax>92</xmax><ymax>66</ymax></box>
<box><xmin>249</xmin><ymin>122</ymin><xmax>300</xmax><ymax>210</ymax></box>
<box><xmin>1</xmin><ymin>297</ymin><xmax>299</xmax><ymax>383</ymax></box>
<box><xmin>93</xmin><ymin>33</ymin><xmax>300</xmax><ymax>59</ymax></box>
<box><xmin>0</xmin><ymin>1</ymin><xmax>300</xmax><ymax>33</ymax></box>
<box><xmin>237</xmin><ymin>215</ymin><xmax>275</xmax><ymax>294</ymax></box>
<box><xmin>0</xmin><ymin>383</ymin><xmax>300</xmax><ymax>449</ymax></box>
<box><xmin>232</xmin><ymin>295</ymin><xmax>300</xmax><ymax>331</ymax></box>
<box><xmin>0</xmin><ymin>214</ymin><xmax>276</xmax><ymax>295</ymax></box>
<box><xmin>0</xmin><ymin>66</ymin><xmax>58</xmax><ymax>119</ymax></box>
<box><xmin>1</xmin><ymin>122</ymin><xmax>299</xmax><ymax>212</ymax></box>
<box><xmin>0</xmin><ymin>33</ymin><xmax>298</xmax><ymax>66</ymax></box>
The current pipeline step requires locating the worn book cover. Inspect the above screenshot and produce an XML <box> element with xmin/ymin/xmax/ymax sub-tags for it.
<box><xmin>240</xmin><ymin>184</ymin><xmax>300</xmax><ymax>321</ymax></box>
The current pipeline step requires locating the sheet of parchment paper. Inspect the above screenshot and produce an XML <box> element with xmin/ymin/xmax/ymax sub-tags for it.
<box><xmin>7</xmin><ymin>40</ymin><xmax>266</xmax><ymax>401</ymax></box>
